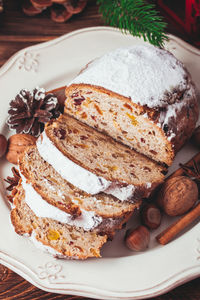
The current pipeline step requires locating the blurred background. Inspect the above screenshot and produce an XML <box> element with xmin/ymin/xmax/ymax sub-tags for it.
<box><xmin>0</xmin><ymin>0</ymin><xmax>200</xmax><ymax>69</ymax></box>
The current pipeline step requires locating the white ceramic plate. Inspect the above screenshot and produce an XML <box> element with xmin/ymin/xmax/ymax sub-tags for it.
<box><xmin>0</xmin><ymin>27</ymin><xmax>200</xmax><ymax>300</ymax></box>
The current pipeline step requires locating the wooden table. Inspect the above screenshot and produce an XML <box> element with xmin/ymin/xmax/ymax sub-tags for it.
<box><xmin>0</xmin><ymin>1</ymin><xmax>199</xmax><ymax>299</ymax></box>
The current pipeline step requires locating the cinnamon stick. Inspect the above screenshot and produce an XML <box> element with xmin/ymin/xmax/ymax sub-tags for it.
<box><xmin>156</xmin><ymin>202</ymin><xmax>200</xmax><ymax>245</ymax></box>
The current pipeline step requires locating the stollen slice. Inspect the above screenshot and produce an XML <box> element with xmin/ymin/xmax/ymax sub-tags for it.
<box><xmin>37</xmin><ymin>114</ymin><xmax>166</xmax><ymax>202</ymax></box>
<box><xmin>19</xmin><ymin>146</ymin><xmax>139</xmax><ymax>226</ymax></box>
<box><xmin>11</xmin><ymin>184</ymin><xmax>108</xmax><ymax>259</ymax></box>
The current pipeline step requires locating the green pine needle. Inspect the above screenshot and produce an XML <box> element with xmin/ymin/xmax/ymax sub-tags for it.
<box><xmin>97</xmin><ymin>0</ymin><xmax>168</xmax><ymax>48</ymax></box>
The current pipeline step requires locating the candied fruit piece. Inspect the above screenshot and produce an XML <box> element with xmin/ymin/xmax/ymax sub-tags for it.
<box><xmin>74</xmin><ymin>144</ymin><xmax>89</xmax><ymax>149</ymax></box>
<box><xmin>94</xmin><ymin>104</ymin><xmax>103</xmax><ymax>115</ymax></box>
<box><xmin>47</xmin><ymin>229</ymin><xmax>60</xmax><ymax>240</ymax></box>
<box><xmin>126</xmin><ymin>113</ymin><xmax>138</xmax><ymax>126</ymax></box>
<box><xmin>90</xmin><ymin>248</ymin><xmax>100</xmax><ymax>257</ymax></box>
<box><xmin>113</xmin><ymin>120</ymin><xmax>120</xmax><ymax>130</ymax></box>
<box><xmin>124</xmin><ymin>103</ymin><xmax>133</xmax><ymax>111</ymax></box>
<box><xmin>86</xmin><ymin>97</ymin><xmax>92</xmax><ymax>103</ymax></box>
<box><xmin>74</xmin><ymin>96</ymin><xmax>85</xmax><ymax>106</ymax></box>
<box><xmin>81</xmin><ymin>112</ymin><xmax>87</xmax><ymax>119</ymax></box>
<box><xmin>103</xmin><ymin>165</ymin><xmax>118</xmax><ymax>172</ymax></box>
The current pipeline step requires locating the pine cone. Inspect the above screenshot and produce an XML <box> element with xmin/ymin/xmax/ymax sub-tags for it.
<box><xmin>7</xmin><ymin>88</ymin><xmax>60</xmax><ymax>137</ymax></box>
<box><xmin>22</xmin><ymin>0</ymin><xmax>88</xmax><ymax>23</ymax></box>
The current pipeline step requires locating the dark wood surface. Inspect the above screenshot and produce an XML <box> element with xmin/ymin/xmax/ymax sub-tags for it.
<box><xmin>0</xmin><ymin>1</ymin><xmax>200</xmax><ymax>299</ymax></box>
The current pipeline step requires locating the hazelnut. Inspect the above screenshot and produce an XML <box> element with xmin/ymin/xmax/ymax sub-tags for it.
<box><xmin>124</xmin><ymin>225</ymin><xmax>150</xmax><ymax>251</ymax></box>
<box><xmin>141</xmin><ymin>203</ymin><xmax>162</xmax><ymax>229</ymax></box>
<box><xmin>0</xmin><ymin>134</ymin><xmax>7</xmax><ymax>158</ymax></box>
<box><xmin>6</xmin><ymin>134</ymin><xmax>37</xmax><ymax>164</ymax></box>
<box><xmin>157</xmin><ymin>176</ymin><xmax>198</xmax><ymax>216</ymax></box>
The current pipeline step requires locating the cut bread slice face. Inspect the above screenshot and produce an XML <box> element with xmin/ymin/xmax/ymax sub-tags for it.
<box><xmin>37</xmin><ymin>114</ymin><xmax>166</xmax><ymax>201</ymax></box>
<box><xmin>64</xmin><ymin>83</ymin><xmax>174</xmax><ymax>166</ymax></box>
<box><xmin>63</xmin><ymin>45</ymin><xmax>199</xmax><ymax>166</ymax></box>
<box><xmin>11</xmin><ymin>184</ymin><xmax>108</xmax><ymax>259</ymax></box>
<box><xmin>64</xmin><ymin>82</ymin><xmax>198</xmax><ymax>167</ymax></box>
<box><xmin>19</xmin><ymin>146</ymin><xmax>139</xmax><ymax>220</ymax></box>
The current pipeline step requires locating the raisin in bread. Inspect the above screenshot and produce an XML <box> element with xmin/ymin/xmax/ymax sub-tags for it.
<box><xmin>19</xmin><ymin>146</ymin><xmax>139</xmax><ymax>223</ymax></box>
<box><xmin>37</xmin><ymin>114</ymin><xmax>166</xmax><ymax>202</ymax></box>
<box><xmin>11</xmin><ymin>184</ymin><xmax>108</xmax><ymax>259</ymax></box>
<box><xmin>64</xmin><ymin>44</ymin><xmax>199</xmax><ymax>166</ymax></box>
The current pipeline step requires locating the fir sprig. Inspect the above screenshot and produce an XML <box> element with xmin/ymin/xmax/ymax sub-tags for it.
<box><xmin>97</xmin><ymin>0</ymin><xmax>168</xmax><ymax>48</ymax></box>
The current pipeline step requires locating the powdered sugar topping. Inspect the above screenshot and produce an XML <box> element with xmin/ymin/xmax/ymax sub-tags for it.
<box><xmin>37</xmin><ymin>131</ymin><xmax>138</xmax><ymax>201</ymax></box>
<box><xmin>104</xmin><ymin>184</ymin><xmax>136</xmax><ymax>201</ymax></box>
<box><xmin>37</xmin><ymin>131</ymin><xmax>111</xmax><ymax>194</ymax></box>
<box><xmin>158</xmin><ymin>85</ymin><xmax>196</xmax><ymax>140</ymax></box>
<box><xmin>34</xmin><ymin>87</ymin><xmax>46</xmax><ymax>100</ymax></box>
<box><xmin>70</xmin><ymin>44</ymin><xmax>188</xmax><ymax>108</ymax></box>
<box><xmin>20</xmin><ymin>173</ymin><xmax>102</xmax><ymax>231</ymax></box>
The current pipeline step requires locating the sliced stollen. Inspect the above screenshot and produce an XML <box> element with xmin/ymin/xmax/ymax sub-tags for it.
<box><xmin>64</xmin><ymin>44</ymin><xmax>199</xmax><ymax>166</ymax></box>
<box><xmin>37</xmin><ymin>114</ymin><xmax>166</xmax><ymax>202</ymax></box>
<box><xmin>19</xmin><ymin>146</ymin><xmax>138</xmax><ymax>235</ymax></box>
<box><xmin>20</xmin><ymin>146</ymin><xmax>139</xmax><ymax>218</ymax></box>
<box><xmin>11</xmin><ymin>184</ymin><xmax>108</xmax><ymax>259</ymax></box>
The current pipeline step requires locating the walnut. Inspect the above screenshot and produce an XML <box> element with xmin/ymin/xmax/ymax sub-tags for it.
<box><xmin>6</xmin><ymin>134</ymin><xmax>37</xmax><ymax>164</ymax></box>
<box><xmin>157</xmin><ymin>176</ymin><xmax>198</xmax><ymax>216</ymax></box>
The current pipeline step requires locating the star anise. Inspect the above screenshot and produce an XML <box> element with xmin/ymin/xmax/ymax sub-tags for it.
<box><xmin>7</xmin><ymin>87</ymin><xmax>60</xmax><ymax>137</ymax></box>
<box><xmin>180</xmin><ymin>159</ymin><xmax>200</xmax><ymax>183</ymax></box>
<box><xmin>4</xmin><ymin>167</ymin><xmax>21</xmax><ymax>192</ymax></box>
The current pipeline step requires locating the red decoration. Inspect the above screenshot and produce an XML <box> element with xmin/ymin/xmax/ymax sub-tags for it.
<box><xmin>158</xmin><ymin>0</ymin><xmax>200</xmax><ymax>46</ymax></box>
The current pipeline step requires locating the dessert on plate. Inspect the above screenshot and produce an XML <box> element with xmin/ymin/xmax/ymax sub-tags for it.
<box><xmin>9</xmin><ymin>44</ymin><xmax>199</xmax><ymax>259</ymax></box>
<box><xmin>37</xmin><ymin>114</ymin><xmax>165</xmax><ymax>201</ymax></box>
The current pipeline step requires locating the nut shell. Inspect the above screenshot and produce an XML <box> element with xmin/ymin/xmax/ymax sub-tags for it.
<box><xmin>141</xmin><ymin>203</ymin><xmax>161</xmax><ymax>229</ymax></box>
<box><xmin>125</xmin><ymin>225</ymin><xmax>150</xmax><ymax>251</ymax></box>
<box><xmin>157</xmin><ymin>176</ymin><xmax>198</xmax><ymax>216</ymax></box>
<box><xmin>0</xmin><ymin>134</ymin><xmax>7</xmax><ymax>158</ymax></box>
<box><xmin>6</xmin><ymin>134</ymin><xmax>37</xmax><ymax>164</ymax></box>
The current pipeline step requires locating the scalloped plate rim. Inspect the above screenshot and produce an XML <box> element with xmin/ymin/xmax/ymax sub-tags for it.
<box><xmin>0</xmin><ymin>249</ymin><xmax>200</xmax><ymax>300</ymax></box>
<box><xmin>0</xmin><ymin>27</ymin><xmax>200</xmax><ymax>77</ymax></box>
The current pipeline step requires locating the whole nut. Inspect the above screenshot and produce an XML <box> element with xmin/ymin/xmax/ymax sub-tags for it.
<box><xmin>0</xmin><ymin>134</ymin><xmax>7</xmax><ymax>158</ymax></box>
<box><xmin>157</xmin><ymin>176</ymin><xmax>198</xmax><ymax>216</ymax></box>
<box><xmin>125</xmin><ymin>225</ymin><xmax>150</xmax><ymax>251</ymax></box>
<box><xmin>141</xmin><ymin>203</ymin><xmax>162</xmax><ymax>229</ymax></box>
<box><xmin>6</xmin><ymin>134</ymin><xmax>37</xmax><ymax>164</ymax></box>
